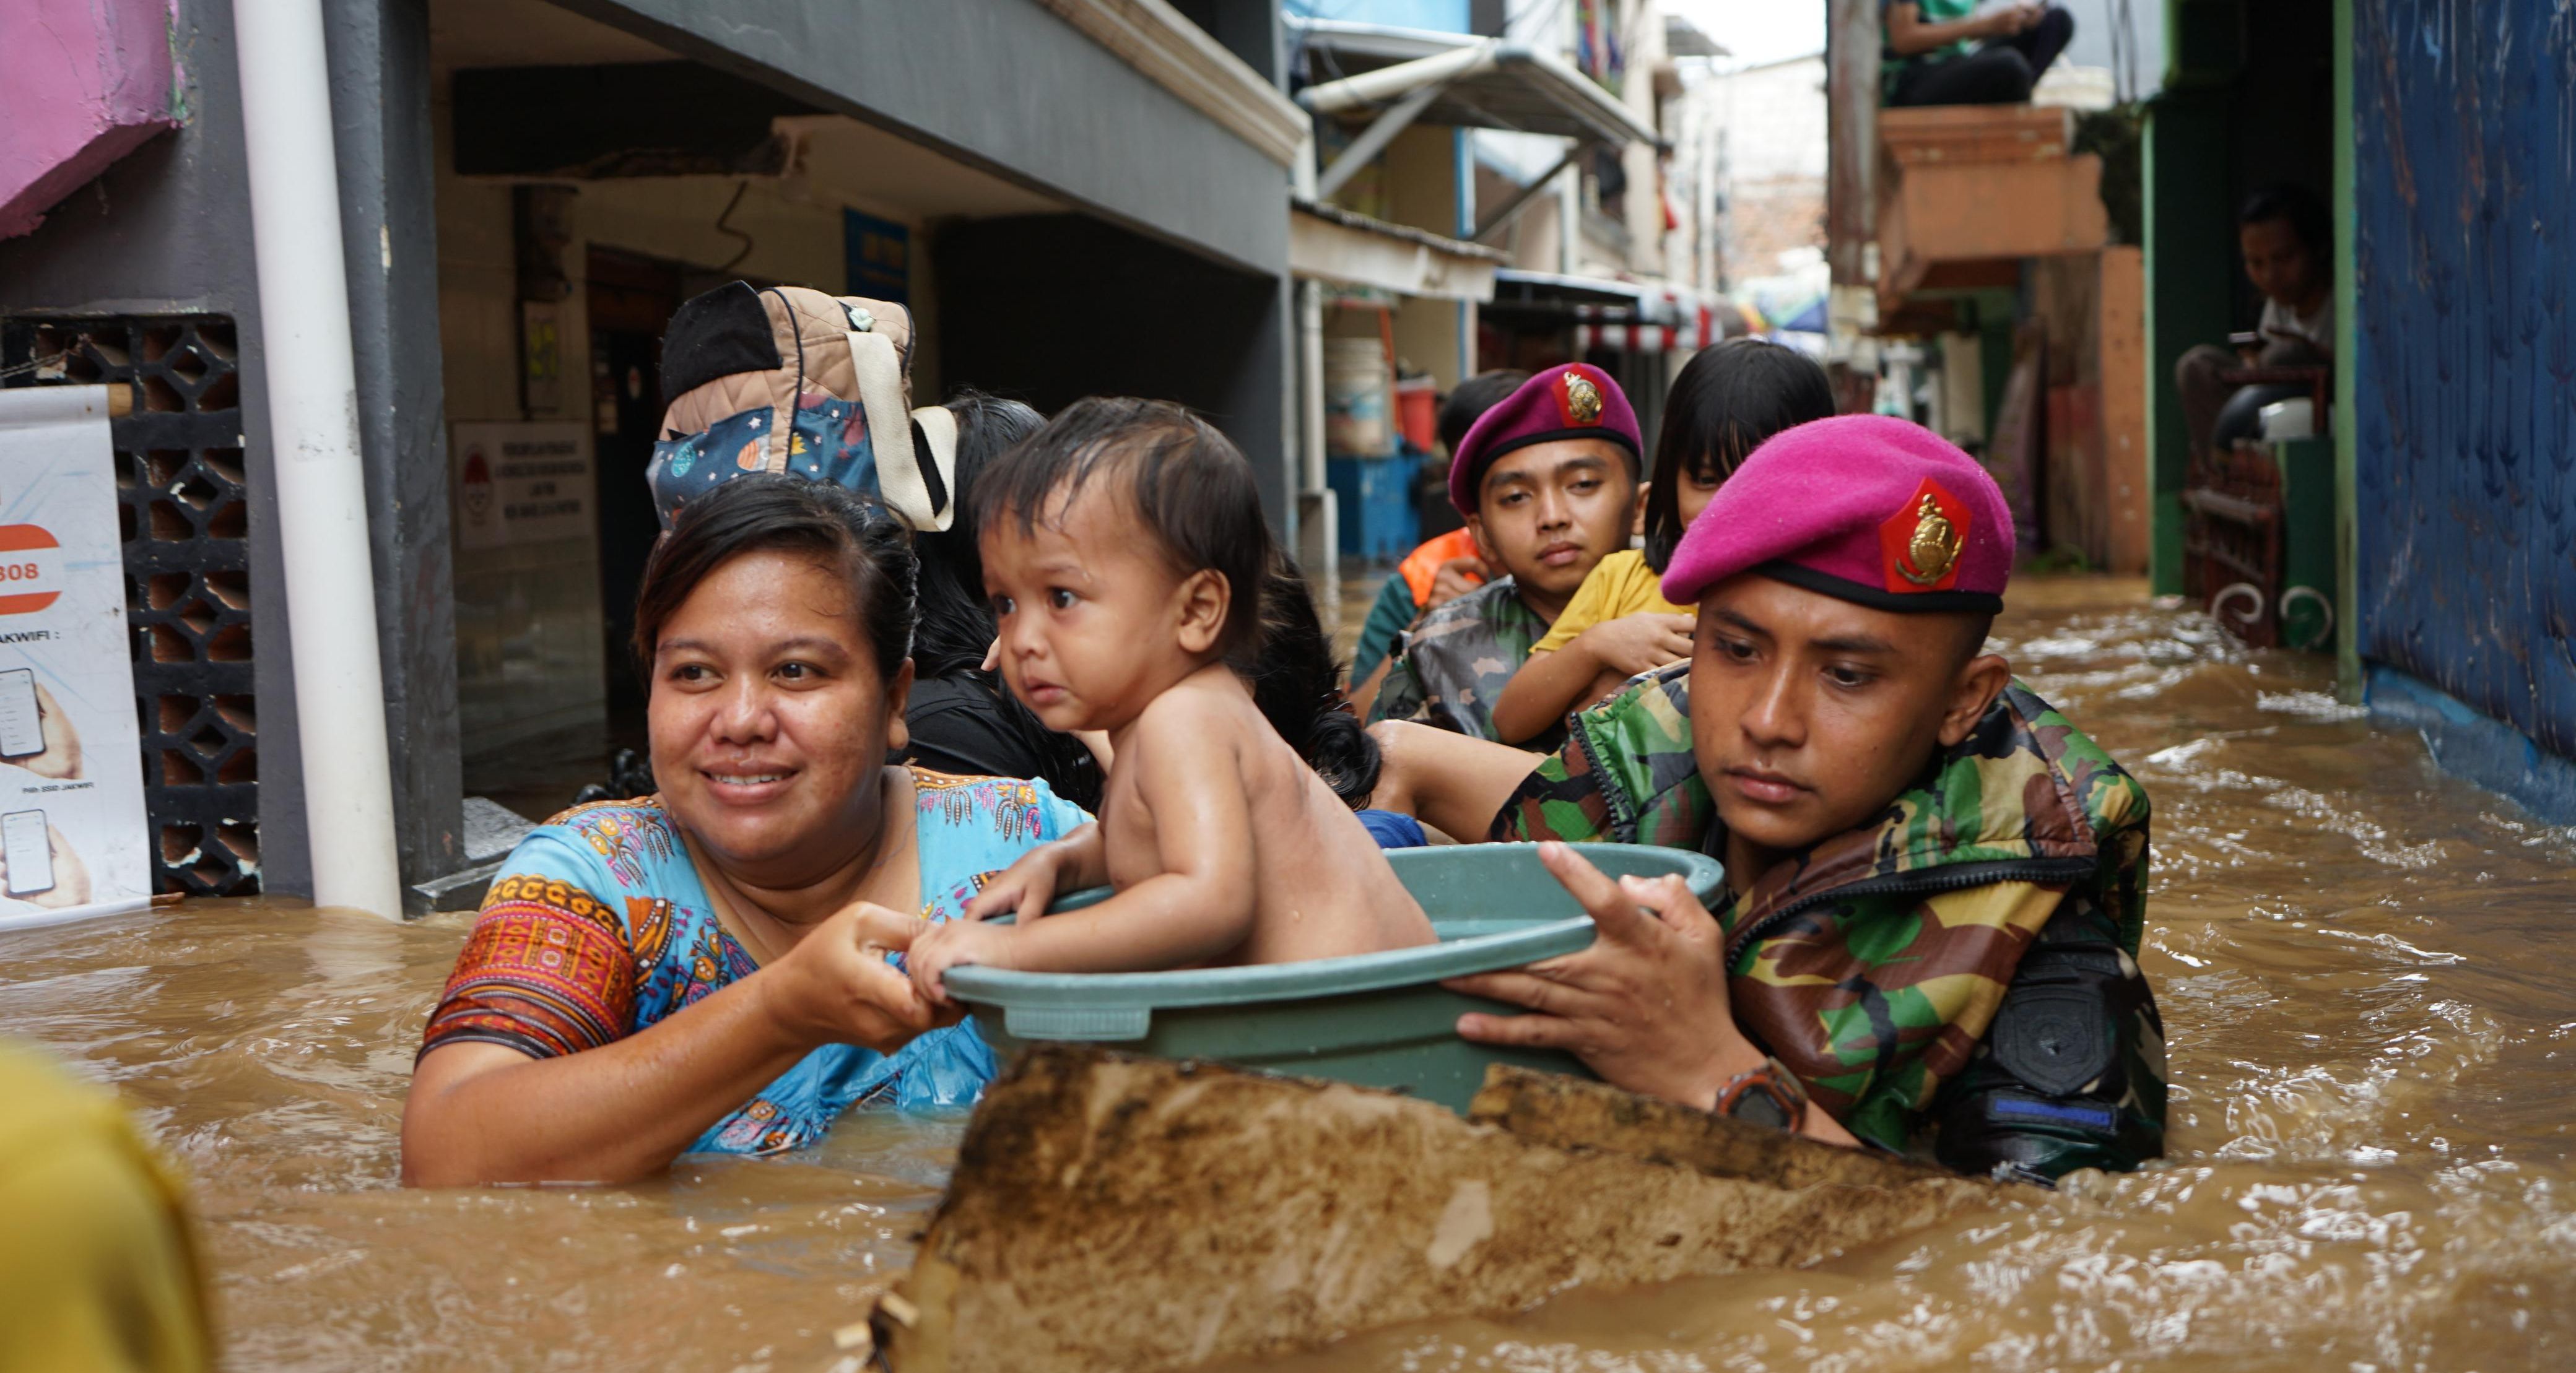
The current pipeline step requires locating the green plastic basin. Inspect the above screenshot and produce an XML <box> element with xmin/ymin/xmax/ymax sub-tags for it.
<box><xmin>945</xmin><ymin>842</ymin><xmax>1725</xmax><ymax>1113</ymax></box>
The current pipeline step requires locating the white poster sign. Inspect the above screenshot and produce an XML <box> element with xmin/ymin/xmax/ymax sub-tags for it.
<box><xmin>451</xmin><ymin>421</ymin><xmax>594</xmax><ymax>551</ymax></box>
<box><xmin>0</xmin><ymin>387</ymin><xmax>154</xmax><ymax>933</ymax></box>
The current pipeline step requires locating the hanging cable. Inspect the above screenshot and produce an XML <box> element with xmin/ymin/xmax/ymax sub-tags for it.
<box><xmin>713</xmin><ymin>180</ymin><xmax>755</xmax><ymax>272</ymax></box>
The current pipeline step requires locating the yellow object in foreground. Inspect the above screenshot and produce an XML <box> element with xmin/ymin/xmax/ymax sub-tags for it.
<box><xmin>1530</xmin><ymin>548</ymin><xmax>1694</xmax><ymax>654</ymax></box>
<box><xmin>0</xmin><ymin>1039</ymin><xmax>210</xmax><ymax>1373</ymax></box>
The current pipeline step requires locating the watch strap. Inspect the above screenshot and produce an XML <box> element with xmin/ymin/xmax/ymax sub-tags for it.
<box><xmin>1713</xmin><ymin>1055</ymin><xmax>1810</xmax><ymax>1132</ymax></box>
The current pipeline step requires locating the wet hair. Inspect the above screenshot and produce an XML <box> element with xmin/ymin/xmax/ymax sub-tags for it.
<box><xmin>1437</xmin><ymin>369</ymin><xmax>1531</xmax><ymax>455</ymax></box>
<box><xmin>913</xmin><ymin>389</ymin><xmax>1046</xmax><ymax>680</ymax></box>
<box><xmin>1640</xmin><ymin>340</ymin><xmax>1836</xmax><ymax>573</ymax></box>
<box><xmin>2238</xmin><ymin>184</ymin><xmax>2331</xmax><ymax>258</ymax></box>
<box><xmin>632</xmin><ymin>474</ymin><xmax>916</xmax><ymax>683</ymax></box>
<box><xmin>973</xmin><ymin>396</ymin><xmax>1272</xmax><ymax>657</ymax></box>
<box><xmin>1230</xmin><ymin>557</ymin><xmax>1380</xmax><ymax>807</ymax></box>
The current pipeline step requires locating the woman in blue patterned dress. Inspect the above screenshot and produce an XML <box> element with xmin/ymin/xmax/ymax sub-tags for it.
<box><xmin>402</xmin><ymin>476</ymin><xmax>1087</xmax><ymax>1185</ymax></box>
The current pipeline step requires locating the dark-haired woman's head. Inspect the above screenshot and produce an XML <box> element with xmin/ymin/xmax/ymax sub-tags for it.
<box><xmin>1640</xmin><ymin>339</ymin><xmax>1836</xmax><ymax>573</ymax></box>
<box><xmin>632</xmin><ymin>475</ymin><xmax>918</xmax><ymax>871</ymax></box>
<box><xmin>913</xmin><ymin>389</ymin><xmax>1045</xmax><ymax>680</ymax></box>
<box><xmin>1438</xmin><ymin>370</ymin><xmax>1531</xmax><ymax>456</ymax></box>
<box><xmin>1232</xmin><ymin>557</ymin><xmax>1380</xmax><ymax>808</ymax></box>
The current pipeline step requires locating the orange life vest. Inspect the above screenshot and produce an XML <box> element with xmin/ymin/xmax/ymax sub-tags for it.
<box><xmin>1396</xmin><ymin>527</ymin><xmax>1483</xmax><ymax>606</ymax></box>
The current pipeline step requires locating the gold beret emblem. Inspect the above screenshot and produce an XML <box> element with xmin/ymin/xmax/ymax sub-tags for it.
<box><xmin>1562</xmin><ymin>370</ymin><xmax>1603</xmax><ymax>425</ymax></box>
<box><xmin>1898</xmin><ymin>494</ymin><xmax>1962</xmax><ymax>585</ymax></box>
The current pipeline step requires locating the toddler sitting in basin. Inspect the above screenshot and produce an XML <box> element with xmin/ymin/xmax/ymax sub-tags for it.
<box><xmin>908</xmin><ymin>398</ymin><xmax>1434</xmax><ymax>1000</ymax></box>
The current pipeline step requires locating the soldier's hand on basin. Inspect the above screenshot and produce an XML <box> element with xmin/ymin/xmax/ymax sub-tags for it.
<box><xmin>1443</xmin><ymin>841</ymin><xmax>1758</xmax><ymax>1112</ymax></box>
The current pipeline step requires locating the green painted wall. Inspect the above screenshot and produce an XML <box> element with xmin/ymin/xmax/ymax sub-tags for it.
<box><xmin>2140</xmin><ymin>92</ymin><xmax>2234</xmax><ymax>596</ymax></box>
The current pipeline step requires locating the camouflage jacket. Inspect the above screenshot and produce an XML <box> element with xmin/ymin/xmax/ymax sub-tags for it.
<box><xmin>1494</xmin><ymin>664</ymin><xmax>2166</xmax><ymax>1183</ymax></box>
<box><xmin>1367</xmin><ymin>577</ymin><xmax>1556</xmax><ymax>747</ymax></box>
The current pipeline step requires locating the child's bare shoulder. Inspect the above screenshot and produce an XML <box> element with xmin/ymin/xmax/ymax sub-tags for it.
<box><xmin>1132</xmin><ymin>671</ymin><xmax>1261</xmax><ymax>738</ymax></box>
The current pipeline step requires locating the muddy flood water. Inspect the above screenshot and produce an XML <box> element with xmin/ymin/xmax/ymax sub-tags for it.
<box><xmin>4</xmin><ymin>576</ymin><xmax>2573</xmax><ymax>1371</ymax></box>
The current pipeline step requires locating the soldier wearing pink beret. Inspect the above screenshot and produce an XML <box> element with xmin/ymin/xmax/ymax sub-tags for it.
<box><xmin>1366</xmin><ymin>365</ymin><xmax>1644</xmax><ymax>747</ymax></box>
<box><xmin>1372</xmin><ymin>415</ymin><xmax>2165</xmax><ymax>1183</ymax></box>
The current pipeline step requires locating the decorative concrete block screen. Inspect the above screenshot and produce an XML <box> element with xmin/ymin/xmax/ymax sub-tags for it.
<box><xmin>2352</xmin><ymin>2</ymin><xmax>2576</xmax><ymax>758</ymax></box>
<box><xmin>1</xmin><ymin>318</ymin><xmax>260</xmax><ymax>895</ymax></box>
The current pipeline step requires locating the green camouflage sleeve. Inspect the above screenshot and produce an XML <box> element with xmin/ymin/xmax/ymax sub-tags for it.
<box><xmin>1489</xmin><ymin>732</ymin><xmax>1614</xmax><ymax>842</ymax></box>
<box><xmin>1366</xmin><ymin>647</ymin><xmax>1430</xmax><ymax>727</ymax></box>
<box><xmin>1489</xmin><ymin>664</ymin><xmax>1710</xmax><ymax>847</ymax></box>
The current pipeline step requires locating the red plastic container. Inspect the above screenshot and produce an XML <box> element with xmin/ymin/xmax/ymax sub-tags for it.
<box><xmin>1395</xmin><ymin>376</ymin><xmax>1438</xmax><ymax>453</ymax></box>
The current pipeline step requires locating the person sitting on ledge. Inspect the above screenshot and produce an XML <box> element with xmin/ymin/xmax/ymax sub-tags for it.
<box><xmin>1370</xmin><ymin>415</ymin><xmax>2165</xmax><ymax>1183</ymax></box>
<box><xmin>1882</xmin><ymin>1</ymin><xmax>2076</xmax><ymax>108</ymax></box>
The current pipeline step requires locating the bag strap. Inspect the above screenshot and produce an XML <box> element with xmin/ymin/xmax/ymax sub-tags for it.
<box><xmin>846</xmin><ymin>324</ymin><xmax>956</xmax><ymax>531</ymax></box>
<box><xmin>909</xmin><ymin>402</ymin><xmax>959</xmax><ymax>529</ymax></box>
<box><xmin>762</xmin><ymin>286</ymin><xmax>809</xmax><ymax>474</ymax></box>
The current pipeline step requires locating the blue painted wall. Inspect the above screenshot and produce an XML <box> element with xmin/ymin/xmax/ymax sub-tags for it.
<box><xmin>1284</xmin><ymin>0</ymin><xmax>1469</xmax><ymax>33</ymax></box>
<box><xmin>2351</xmin><ymin>2</ymin><xmax>2576</xmax><ymax>759</ymax></box>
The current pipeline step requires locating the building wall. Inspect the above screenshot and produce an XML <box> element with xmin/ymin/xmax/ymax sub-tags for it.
<box><xmin>573</xmin><ymin>0</ymin><xmax>1289</xmax><ymax>277</ymax></box>
<box><xmin>934</xmin><ymin>215</ymin><xmax>1290</xmax><ymax>521</ymax></box>
<box><xmin>433</xmin><ymin>77</ymin><xmax>955</xmax><ymax>761</ymax></box>
<box><xmin>0</xmin><ymin>0</ymin><xmax>363</xmax><ymax>900</ymax></box>
<box><xmin>1704</xmin><ymin>53</ymin><xmax>1828</xmax><ymax>285</ymax></box>
<box><xmin>1284</xmin><ymin>0</ymin><xmax>1468</xmax><ymax>30</ymax></box>
<box><xmin>2351</xmin><ymin>1</ymin><xmax>2576</xmax><ymax>758</ymax></box>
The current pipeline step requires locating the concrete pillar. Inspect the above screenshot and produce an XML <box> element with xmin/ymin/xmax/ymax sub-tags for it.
<box><xmin>320</xmin><ymin>0</ymin><xmax>465</xmax><ymax>903</ymax></box>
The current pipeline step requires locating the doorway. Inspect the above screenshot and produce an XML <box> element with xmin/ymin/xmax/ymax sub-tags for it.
<box><xmin>586</xmin><ymin>248</ymin><xmax>684</xmax><ymax>719</ymax></box>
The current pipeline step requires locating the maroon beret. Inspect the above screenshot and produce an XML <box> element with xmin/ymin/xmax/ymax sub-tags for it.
<box><xmin>1661</xmin><ymin>414</ymin><xmax>2013</xmax><ymax>613</ymax></box>
<box><xmin>1447</xmin><ymin>363</ymin><xmax>1642</xmax><ymax>515</ymax></box>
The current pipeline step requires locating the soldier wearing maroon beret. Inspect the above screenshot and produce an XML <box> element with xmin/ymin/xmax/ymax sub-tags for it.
<box><xmin>1366</xmin><ymin>365</ymin><xmax>1643</xmax><ymax>746</ymax></box>
<box><xmin>1372</xmin><ymin>416</ymin><xmax>2165</xmax><ymax>1182</ymax></box>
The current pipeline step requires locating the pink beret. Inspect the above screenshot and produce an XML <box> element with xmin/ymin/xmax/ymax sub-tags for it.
<box><xmin>1448</xmin><ymin>363</ymin><xmax>1642</xmax><ymax>515</ymax></box>
<box><xmin>1660</xmin><ymin>414</ymin><xmax>2013</xmax><ymax>612</ymax></box>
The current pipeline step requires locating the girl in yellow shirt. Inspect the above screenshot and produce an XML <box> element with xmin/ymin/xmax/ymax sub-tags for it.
<box><xmin>1490</xmin><ymin>340</ymin><xmax>1836</xmax><ymax>743</ymax></box>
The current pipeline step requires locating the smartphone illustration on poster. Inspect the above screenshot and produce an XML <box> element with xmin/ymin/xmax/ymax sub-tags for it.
<box><xmin>0</xmin><ymin>670</ymin><xmax>41</xmax><ymax>758</ymax></box>
<box><xmin>3</xmin><ymin>810</ymin><xmax>52</xmax><ymax>897</ymax></box>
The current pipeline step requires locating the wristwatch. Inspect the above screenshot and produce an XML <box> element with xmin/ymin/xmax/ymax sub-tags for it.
<box><xmin>1713</xmin><ymin>1056</ymin><xmax>1809</xmax><ymax>1132</ymax></box>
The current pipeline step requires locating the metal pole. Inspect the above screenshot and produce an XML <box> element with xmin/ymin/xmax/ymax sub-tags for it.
<box><xmin>230</xmin><ymin>0</ymin><xmax>404</xmax><ymax>918</ymax></box>
<box><xmin>1472</xmin><ymin>142</ymin><xmax>1585</xmax><ymax>241</ymax></box>
<box><xmin>1824</xmin><ymin>0</ymin><xmax>1879</xmax><ymax>289</ymax></box>
<box><xmin>1315</xmin><ymin>80</ymin><xmax>1450</xmax><ymax>200</ymax></box>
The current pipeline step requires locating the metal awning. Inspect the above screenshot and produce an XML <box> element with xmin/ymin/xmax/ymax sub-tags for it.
<box><xmin>1292</xmin><ymin>21</ymin><xmax>1658</xmax><ymax>236</ymax></box>
<box><xmin>1288</xmin><ymin>18</ymin><xmax>1466</xmax><ymax>73</ymax></box>
<box><xmin>1486</xmin><ymin>269</ymin><xmax>1751</xmax><ymax>353</ymax></box>
<box><xmin>1489</xmin><ymin>267</ymin><xmax>1648</xmax><ymax>306</ymax></box>
<box><xmin>1289</xmin><ymin>197</ymin><xmax>1504</xmax><ymax>302</ymax></box>
<box><xmin>1295</xmin><ymin>35</ymin><xmax>1660</xmax><ymax>217</ymax></box>
<box><xmin>1297</xmin><ymin>38</ymin><xmax>1663</xmax><ymax>150</ymax></box>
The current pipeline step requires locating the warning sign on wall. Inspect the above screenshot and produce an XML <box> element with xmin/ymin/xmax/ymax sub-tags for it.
<box><xmin>451</xmin><ymin>422</ymin><xmax>594</xmax><ymax>552</ymax></box>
